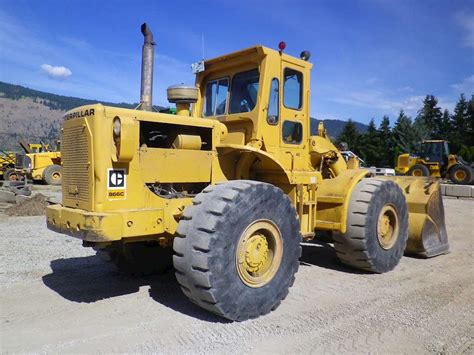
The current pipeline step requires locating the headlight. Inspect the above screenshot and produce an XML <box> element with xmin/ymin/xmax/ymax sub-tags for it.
<box><xmin>113</xmin><ymin>117</ymin><xmax>121</xmax><ymax>138</ymax></box>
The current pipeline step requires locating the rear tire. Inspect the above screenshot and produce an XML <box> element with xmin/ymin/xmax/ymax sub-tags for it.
<box><xmin>97</xmin><ymin>242</ymin><xmax>173</xmax><ymax>276</ymax></box>
<box><xmin>449</xmin><ymin>164</ymin><xmax>472</xmax><ymax>185</ymax></box>
<box><xmin>407</xmin><ymin>164</ymin><xmax>429</xmax><ymax>177</ymax></box>
<box><xmin>43</xmin><ymin>165</ymin><xmax>62</xmax><ymax>185</ymax></box>
<box><xmin>173</xmin><ymin>181</ymin><xmax>301</xmax><ymax>321</ymax></box>
<box><xmin>334</xmin><ymin>178</ymin><xmax>408</xmax><ymax>273</ymax></box>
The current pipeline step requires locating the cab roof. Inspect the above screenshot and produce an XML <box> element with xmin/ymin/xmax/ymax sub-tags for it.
<box><xmin>203</xmin><ymin>45</ymin><xmax>312</xmax><ymax>72</ymax></box>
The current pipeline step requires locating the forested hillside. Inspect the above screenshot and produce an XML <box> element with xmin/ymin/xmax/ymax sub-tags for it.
<box><xmin>0</xmin><ymin>81</ymin><xmax>136</xmax><ymax>112</ymax></box>
<box><xmin>0</xmin><ymin>82</ymin><xmax>159</xmax><ymax>151</ymax></box>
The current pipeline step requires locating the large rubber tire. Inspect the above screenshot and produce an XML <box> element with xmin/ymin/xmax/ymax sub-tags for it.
<box><xmin>97</xmin><ymin>241</ymin><xmax>173</xmax><ymax>276</ymax></box>
<box><xmin>173</xmin><ymin>181</ymin><xmax>302</xmax><ymax>321</ymax></box>
<box><xmin>4</xmin><ymin>168</ymin><xmax>19</xmax><ymax>181</ymax></box>
<box><xmin>333</xmin><ymin>178</ymin><xmax>409</xmax><ymax>273</ymax></box>
<box><xmin>407</xmin><ymin>164</ymin><xmax>430</xmax><ymax>177</ymax></box>
<box><xmin>449</xmin><ymin>164</ymin><xmax>472</xmax><ymax>185</ymax></box>
<box><xmin>43</xmin><ymin>165</ymin><xmax>62</xmax><ymax>185</ymax></box>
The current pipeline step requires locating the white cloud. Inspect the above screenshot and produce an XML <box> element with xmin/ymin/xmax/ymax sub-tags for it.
<box><xmin>40</xmin><ymin>64</ymin><xmax>72</xmax><ymax>79</ymax></box>
<box><xmin>456</xmin><ymin>12</ymin><xmax>474</xmax><ymax>48</ymax></box>
<box><xmin>451</xmin><ymin>74</ymin><xmax>474</xmax><ymax>94</ymax></box>
<box><xmin>330</xmin><ymin>90</ymin><xmax>426</xmax><ymax>113</ymax></box>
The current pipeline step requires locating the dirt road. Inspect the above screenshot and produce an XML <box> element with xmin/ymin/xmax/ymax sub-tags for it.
<box><xmin>1</xmin><ymin>197</ymin><xmax>473</xmax><ymax>353</ymax></box>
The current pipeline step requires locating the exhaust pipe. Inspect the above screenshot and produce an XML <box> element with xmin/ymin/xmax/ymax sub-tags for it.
<box><xmin>140</xmin><ymin>23</ymin><xmax>155</xmax><ymax>111</ymax></box>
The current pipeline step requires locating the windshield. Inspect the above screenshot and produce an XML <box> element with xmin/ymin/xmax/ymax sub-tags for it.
<box><xmin>203</xmin><ymin>78</ymin><xmax>229</xmax><ymax>117</ymax></box>
<box><xmin>229</xmin><ymin>69</ymin><xmax>260</xmax><ymax>114</ymax></box>
<box><xmin>202</xmin><ymin>69</ymin><xmax>260</xmax><ymax>117</ymax></box>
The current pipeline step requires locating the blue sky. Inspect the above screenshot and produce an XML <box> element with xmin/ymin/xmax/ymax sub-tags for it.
<box><xmin>0</xmin><ymin>0</ymin><xmax>473</xmax><ymax>125</ymax></box>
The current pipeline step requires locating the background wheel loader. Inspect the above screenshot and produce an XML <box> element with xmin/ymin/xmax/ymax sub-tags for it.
<box><xmin>9</xmin><ymin>140</ymin><xmax>62</xmax><ymax>185</ymax></box>
<box><xmin>47</xmin><ymin>24</ymin><xmax>448</xmax><ymax>321</ymax></box>
<box><xmin>0</xmin><ymin>150</ymin><xmax>16</xmax><ymax>180</ymax></box>
<box><xmin>396</xmin><ymin>140</ymin><xmax>473</xmax><ymax>184</ymax></box>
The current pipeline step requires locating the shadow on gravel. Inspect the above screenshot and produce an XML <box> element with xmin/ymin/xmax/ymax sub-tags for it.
<box><xmin>148</xmin><ymin>274</ymin><xmax>230</xmax><ymax>324</ymax></box>
<box><xmin>300</xmin><ymin>240</ymin><xmax>370</xmax><ymax>274</ymax></box>
<box><xmin>42</xmin><ymin>255</ymin><xmax>228</xmax><ymax>323</ymax></box>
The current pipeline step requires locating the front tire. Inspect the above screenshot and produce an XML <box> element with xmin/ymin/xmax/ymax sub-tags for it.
<box><xmin>449</xmin><ymin>164</ymin><xmax>472</xmax><ymax>184</ymax></box>
<box><xmin>334</xmin><ymin>178</ymin><xmax>408</xmax><ymax>273</ymax></box>
<box><xmin>173</xmin><ymin>181</ymin><xmax>301</xmax><ymax>321</ymax></box>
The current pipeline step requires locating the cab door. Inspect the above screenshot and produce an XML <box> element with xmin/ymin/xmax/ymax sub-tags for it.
<box><xmin>279</xmin><ymin>62</ymin><xmax>308</xmax><ymax>174</ymax></box>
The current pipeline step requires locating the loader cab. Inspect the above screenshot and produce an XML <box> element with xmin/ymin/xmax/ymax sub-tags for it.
<box><xmin>419</xmin><ymin>140</ymin><xmax>449</xmax><ymax>166</ymax></box>
<box><xmin>194</xmin><ymin>45</ymin><xmax>312</xmax><ymax>170</ymax></box>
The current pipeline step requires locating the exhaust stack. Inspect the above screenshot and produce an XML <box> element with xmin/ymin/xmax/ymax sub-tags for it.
<box><xmin>140</xmin><ymin>23</ymin><xmax>155</xmax><ymax>111</ymax></box>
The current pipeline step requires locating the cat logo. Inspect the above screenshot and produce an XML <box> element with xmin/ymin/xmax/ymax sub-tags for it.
<box><xmin>107</xmin><ymin>168</ymin><xmax>126</xmax><ymax>200</ymax></box>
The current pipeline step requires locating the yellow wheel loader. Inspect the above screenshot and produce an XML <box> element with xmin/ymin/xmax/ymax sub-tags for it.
<box><xmin>396</xmin><ymin>140</ymin><xmax>473</xmax><ymax>184</ymax></box>
<box><xmin>0</xmin><ymin>150</ymin><xmax>16</xmax><ymax>180</ymax></box>
<box><xmin>11</xmin><ymin>140</ymin><xmax>62</xmax><ymax>185</ymax></box>
<box><xmin>47</xmin><ymin>24</ymin><xmax>448</xmax><ymax>321</ymax></box>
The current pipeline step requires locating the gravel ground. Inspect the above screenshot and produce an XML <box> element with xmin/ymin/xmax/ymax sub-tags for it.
<box><xmin>0</xmin><ymin>196</ymin><xmax>473</xmax><ymax>354</ymax></box>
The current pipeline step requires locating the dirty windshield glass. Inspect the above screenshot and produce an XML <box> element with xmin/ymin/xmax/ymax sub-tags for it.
<box><xmin>229</xmin><ymin>69</ymin><xmax>260</xmax><ymax>114</ymax></box>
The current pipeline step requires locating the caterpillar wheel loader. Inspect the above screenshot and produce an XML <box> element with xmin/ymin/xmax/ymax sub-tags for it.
<box><xmin>396</xmin><ymin>140</ymin><xmax>473</xmax><ymax>184</ymax></box>
<box><xmin>47</xmin><ymin>24</ymin><xmax>449</xmax><ymax>321</ymax></box>
<box><xmin>9</xmin><ymin>140</ymin><xmax>62</xmax><ymax>185</ymax></box>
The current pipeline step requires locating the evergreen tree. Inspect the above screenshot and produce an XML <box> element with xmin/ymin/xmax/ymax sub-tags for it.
<box><xmin>392</xmin><ymin>110</ymin><xmax>415</xmax><ymax>156</ymax></box>
<box><xmin>359</xmin><ymin>118</ymin><xmax>380</xmax><ymax>166</ymax></box>
<box><xmin>415</xmin><ymin>95</ymin><xmax>443</xmax><ymax>138</ymax></box>
<box><xmin>336</xmin><ymin>119</ymin><xmax>360</xmax><ymax>154</ymax></box>
<box><xmin>450</xmin><ymin>94</ymin><xmax>470</xmax><ymax>151</ymax></box>
<box><xmin>466</xmin><ymin>95</ymin><xmax>474</xmax><ymax>148</ymax></box>
<box><xmin>377</xmin><ymin>116</ymin><xmax>394</xmax><ymax>167</ymax></box>
<box><xmin>440</xmin><ymin>109</ymin><xmax>451</xmax><ymax>137</ymax></box>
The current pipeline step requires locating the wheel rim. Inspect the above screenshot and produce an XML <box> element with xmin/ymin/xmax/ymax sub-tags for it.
<box><xmin>454</xmin><ymin>170</ymin><xmax>466</xmax><ymax>181</ymax></box>
<box><xmin>236</xmin><ymin>220</ymin><xmax>283</xmax><ymax>288</ymax></box>
<box><xmin>377</xmin><ymin>205</ymin><xmax>399</xmax><ymax>250</ymax></box>
<box><xmin>52</xmin><ymin>171</ymin><xmax>61</xmax><ymax>180</ymax></box>
<box><xmin>412</xmin><ymin>169</ymin><xmax>423</xmax><ymax>177</ymax></box>
<box><xmin>8</xmin><ymin>173</ymin><xmax>18</xmax><ymax>181</ymax></box>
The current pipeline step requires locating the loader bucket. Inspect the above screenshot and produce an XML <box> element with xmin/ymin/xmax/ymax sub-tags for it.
<box><xmin>382</xmin><ymin>177</ymin><xmax>449</xmax><ymax>257</ymax></box>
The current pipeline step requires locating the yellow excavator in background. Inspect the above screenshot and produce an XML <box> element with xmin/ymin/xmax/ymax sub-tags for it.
<box><xmin>396</xmin><ymin>140</ymin><xmax>472</xmax><ymax>184</ymax></box>
<box><xmin>46</xmin><ymin>24</ymin><xmax>449</xmax><ymax>321</ymax></box>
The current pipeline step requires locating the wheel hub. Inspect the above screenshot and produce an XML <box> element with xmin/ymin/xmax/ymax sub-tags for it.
<box><xmin>243</xmin><ymin>234</ymin><xmax>269</xmax><ymax>272</ymax></box>
<box><xmin>377</xmin><ymin>205</ymin><xmax>399</xmax><ymax>250</ymax></box>
<box><xmin>236</xmin><ymin>220</ymin><xmax>283</xmax><ymax>288</ymax></box>
<box><xmin>454</xmin><ymin>170</ymin><xmax>466</xmax><ymax>181</ymax></box>
<box><xmin>413</xmin><ymin>169</ymin><xmax>422</xmax><ymax>176</ymax></box>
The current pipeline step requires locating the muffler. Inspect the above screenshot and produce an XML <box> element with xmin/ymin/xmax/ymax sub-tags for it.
<box><xmin>139</xmin><ymin>23</ymin><xmax>155</xmax><ymax>111</ymax></box>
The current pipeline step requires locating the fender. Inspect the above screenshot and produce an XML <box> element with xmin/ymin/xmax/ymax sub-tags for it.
<box><xmin>216</xmin><ymin>143</ymin><xmax>291</xmax><ymax>184</ymax></box>
<box><xmin>315</xmin><ymin>169</ymin><xmax>370</xmax><ymax>233</ymax></box>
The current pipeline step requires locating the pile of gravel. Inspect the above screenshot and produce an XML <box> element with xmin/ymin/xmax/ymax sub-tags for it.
<box><xmin>5</xmin><ymin>194</ymin><xmax>49</xmax><ymax>216</ymax></box>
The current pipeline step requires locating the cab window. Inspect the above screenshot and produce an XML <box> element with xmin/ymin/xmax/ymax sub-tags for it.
<box><xmin>203</xmin><ymin>78</ymin><xmax>229</xmax><ymax>117</ymax></box>
<box><xmin>267</xmin><ymin>78</ymin><xmax>279</xmax><ymax>125</ymax></box>
<box><xmin>229</xmin><ymin>69</ymin><xmax>260</xmax><ymax>113</ymax></box>
<box><xmin>282</xmin><ymin>121</ymin><xmax>303</xmax><ymax>144</ymax></box>
<box><xmin>283</xmin><ymin>68</ymin><xmax>302</xmax><ymax>109</ymax></box>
